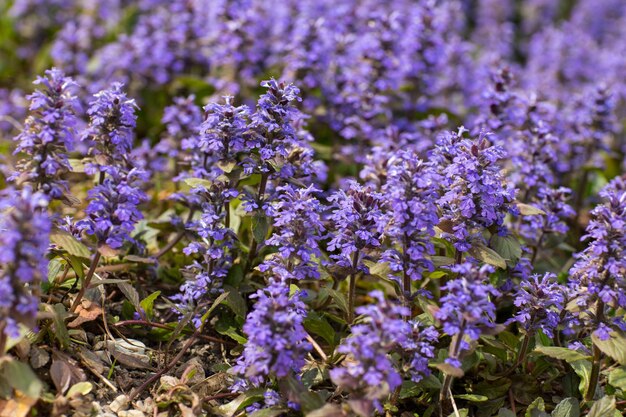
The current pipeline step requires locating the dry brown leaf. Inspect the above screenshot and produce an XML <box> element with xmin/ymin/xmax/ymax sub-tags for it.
<box><xmin>68</xmin><ymin>301</ymin><xmax>103</xmax><ymax>328</ymax></box>
<box><xmin>0</xmin><ymin>391</ymin><xmax>38</xmax><ymax>417</ymax></box>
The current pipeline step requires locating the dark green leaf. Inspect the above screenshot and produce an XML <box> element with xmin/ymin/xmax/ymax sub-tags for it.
<box><xmin>551</xmin><ymin>397</ymin><xmax>580</xmax><ymax>417</ymax></box>
<box><xmin>304</xmin><ymin>311</ymin><xmax>335</xmax><ymax>346</ymax></box>
<box><xmin>491</xmin><ymin>235</ymin><xmax>522</xmax><ymax>264</ymax></box>
<box><xmin>51</xmin><ymin>232</ymin><xmax>92</xmax><ymax>258</ymax></box>
<box><xmin>252</xmin><ymin>213</ymin><xmax>270</xmax><ymax>245</ymax></box>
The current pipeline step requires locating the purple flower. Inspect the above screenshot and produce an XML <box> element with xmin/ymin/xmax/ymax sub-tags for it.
<box><xmin>11</xmin><ymin>68</ymin><xmax>79</xmax><ymax>200</ymax></box>
<box><xmin>431</xmin><ymin>128</ymin><xmax>517</xmax><ymax>252</ymax></box>
<box><xmin>232</xmin><ymin>279</ymin><xmax>311</xmax><ymax>392</ymax></box>
<box><xmin>173</xmin><ymin>181</ymin><xmax>237</xmax><ymax>326</ymax></box>
<box><xmin>260</xmin><ymin>184</ymin><xmax>325</xmax><ymax>281</ymax></box>
<box><xmin>568</xmin><ymin>175</ymin><xmax>626</xmax><ymax>340</ymax></box>
<box><xmin>183</xmin><ymin>95</ymin><xmax>250</xmax><ymax>180</ymax></box>
<box><xmin>435</xmin><ymin>263</ymin><xmax>500</xmax><ymax>366</ymax></box>
<box><xmin>331</xmin><ymin>291</ymin><xmax>438</xmax><ymax>401</ymax></box>
<box><xmin>77</xmin><ymin>166</ymin><xmax>147</xmax><ymax>249</ymax></box>
<box><xmin>382</xmin><ymin>150</ymin><xmax>439</xmax><ymax>288</ymax></box>
<box><xmin>82</xmin><ymin>82</ymin><xmax>138</xmax><ymax>173</ymax></box>
<box><xmin>155</xmin><ymin>95</ymin><xmax>202</xmax><ymax>174</ymax></box>
<box><xmin>511</xmin><ymin>273</ymin><xmax>568</xmax><ymax>338</ymax></box>
<box><xmin>327</xmin><ymin>181</ymin><xmax>389</xmax><ymax>272</ymax></box>
<box><xmin>0</xmin><ymin>188</ymin><xmax>50</xmax><ymax>338</ymax></box>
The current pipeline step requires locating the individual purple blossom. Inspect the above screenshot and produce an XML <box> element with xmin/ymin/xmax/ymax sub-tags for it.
<box><xmin>81</xmin><ymin>82</ymin><xmax>138</xmax><ymax>172</ymax></box>
<box><xmin>232</xmin><ymin>279</ymin><xmax>311</xmax><ymax>392</ymax></box>
<box><xmin>77</xmin><ymin>166</ymin><xmax>147</xmax><ymax>249</ymax></box>
<box><xmin>260</xmin><ymin>184</ymin><xmax>325</xmax><ymax>281</ymax></box>
<box><xmin>431</xmin><ymin>128</ymin><xmax>517</xmax><ymax>252</ymax></box>
<box><xmin>327</xmin><ymin>181</ymin><xmax>389</xmax><ymax>272</ymax></box>
<box><xmin>511</xmin><ymin>273</ymin><xmax>568</xmax><ymax>338</ymax></box>
<box><xmin>0</xmin><ymin>187</ymin><xmax>50</xmax><ymax>339</ymax></box>
<box><xmin>330</xmin><ymin>291</ymin><xmax>438</xmax><ymax>407</ymax></box>
<box><xmin>568</xmin><ymin>175</ymin><xmax>626</xmax><ymax>340</ymax></box>
<box><xmin>435</xmin><ymin>263</ymin><xmax>500</xmax><ymax>368</ymax></box>
<box><xmin>11</xmin><ymin>68</ymin><xmax>79</xmax><ymax>200</ymax></box>
<box><xmin>382</xmin><ymin>150</ymin><xmax>439</xmax><ymax>290</ymax></box>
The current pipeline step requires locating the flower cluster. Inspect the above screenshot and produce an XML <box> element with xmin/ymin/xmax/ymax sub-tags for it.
<box><xmin>328</xmin><ymin>181</ymin><xmax>388</xmax><ymax>272</ymax></box>
<box><xmin>77</xmin><ymin>167</ymin><xmax>147</xmax><ymax>249</ymax></box>
<box><xmin>232</xmin><ymin>280</ymin><xmax>311</xmax><ymax>391</ymax></box>
<box><xmin>432</xmin><ymin>129</ymin><xmax>517</xmax><ymax>252</ymax></box>
<box><xmin>260</xmin><ymin>184</ymin><xmax>325</xmax><ymax>281</ymax></box>
<box><xmin>382</xmin><ymin>150</ymin><xmax>439</xmax><ymax>289</ymax></box>
<box><xmin>0</xmin><ymin>188</ymin><xmax>50</xmax><ymax>338</ymax></box>
<box><xmin>435</xmin><ymin>263</ymin><xmax>499</xmax><ymax>367</ymax></box>
<box><xmin>511</xmin><ymin>273</ymin><xmax>569</xmax><ymax>338</ymax></box>
<box><xmin>173</xmin><ymin>181</ymin><xmax>237</xmax><ymax>326</ymax></box>
<box><xmin>331</xmin><ymin>291</ymin><xmax>438</xmax><ymax>407</ymax></box>
<box><xmin>11</xmin><ymin>68</ymin><xmax>78</xmax><ymax>200</ymax></box>
<box><xmin>568</xmin><ymin>175</ymin><xmax>626</xmax><ymax>339</ymax></box>
<box><xmin>81</xmin><ymin>82</ymin><xmax>138</xmax><ymax>172</ymax></box>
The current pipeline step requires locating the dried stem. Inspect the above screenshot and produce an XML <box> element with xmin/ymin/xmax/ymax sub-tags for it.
<box><xmin>69</xmin><ymin>251</ymin><xmax>102</xmax><ymax>313</ymax></box>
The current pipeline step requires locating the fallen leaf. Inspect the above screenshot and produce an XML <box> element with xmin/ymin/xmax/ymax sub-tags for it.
<box><xmin>50</xmin><ymin>359</ymin><xmax>72</xmax><ymax>395</ymax></box>
<box><xmin>68</xmin><ymin>301</ymin><xmax>103</xmax><ymax>328</ymax></box>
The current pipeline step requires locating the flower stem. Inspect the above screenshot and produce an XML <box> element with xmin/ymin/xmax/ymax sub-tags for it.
<box><xmin>586</xmin><ymin>342</ymin><xmax>602</xmax><ymax>402</ymax></box>
<box><xmin>440</xmin><ymin>320</ymin><xmax>466</xmax><ymax>402</ymax></box>
<box><xmin>70</xmin><ymin>251</ymin><xmax>102</xmax><ymax>313</ymax></box>
<box><xmin>347</xmin><ymin>250</ymin><xmax>360</xmax><ymax>324</ymax></box>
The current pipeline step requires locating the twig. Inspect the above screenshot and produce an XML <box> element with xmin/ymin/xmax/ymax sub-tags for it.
<box><xmin>306</xmin><ymin>334</ymin><xmax>327</xmax><ymax>361</ymax></box>
<box><xmin>155</xmin><ymin>210</ymin><xmax>196</xmax><ymax>259</ymax></box>
<box><xmin>70</xmin><ymin>252</ymin><xmax>102</xmax><ymax>313</ymax></box>
<box><xmin>129</xmin><ymin>327</ymin><xmax>202</xmax><ymax>401</ymax></box>
<box><xmin>113</xmin><ymin>320</ymin><xmax>233</xmax><ymax>345</ymax></box>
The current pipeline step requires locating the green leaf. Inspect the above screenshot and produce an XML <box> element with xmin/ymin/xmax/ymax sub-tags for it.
<box><xmin>66</xmin><ymin>381</ymin><xmax>93</xmax><ymax>397</ymax></box>
<box><xmin>570</xmin><ymin>360</ymin><xmax>592</xmax><ymax>397</ymax></box>
<box><xmin>213</xmin><ymin>388</ymin><xmax>265</xmax><ymax>417</ymax></box>
<box><xmin>65</xmin><ymin>255</ymin><xmax>85</xmax><ymax>280</ymax></box>
<box><xmin>183</xmin><ymin>177</ymin><xmax>213</xmax><ymax>189</ymax></box>
<box><xmin>455</xmin><ymin>394</ymin><xmax>488</xmax><ymax>402</ymax></box>
<box><xmin>468</xmin><ymin>243</ymin><xmax>507</xmax><ymax>269</ymax></box>
<box><xmin>608</xmin><ymin>367</ymin><xmax>626</xmax><ymax>390</ymax></box>
<box><xmin>139</xmin><ymin>291</ymin><xmax>161</xmax><ymax>319</ymax></box>
<box><xmin>517</xmin><ymin>202</ymin><xmax>546</xmax><ymax>216</ymax></box>
<box><xmin>321</xmin><ymin>288</ymin><xmax>349</xmax><ymax>314</ymax></box>
<box><xmin>279</xmin><ymin>375</ymin><xmax>324</xmax><ymax>414</ymax></box>
<box><xmin>51</xmin><ymin>232</ymin><xmax>92</xmax><ymax>258</ymax></box>
<box><xmin>223</xmin><ymin>286</ymin><xmax>247</xmax><ymax>318</ymax></box>
<box><xmin>249</xmin><ymin>408</ymin><xmax>288</xmax><ymax>417</ymax></box>
<box><xmin>200</xmin><ymin>291</ymin><xmax>230</xmax><ymax>324</ymax></box>
<box><xmin>48</xmin><ymin>258</ymin><xmax>64</xmax><ymax>282</ymax></box>
<box><xmin>447</xmin><ymin>409</ymin><xmax>468</xmax><ymax>417</ymax></box>
<box><xmin>363</xmin><ymin>260</ymin><xmax>391</xmax><ymax>279</ymax></box>
<box><xmin>51</xmin><ymin>304</ymin><xmax>71</xmax><ymax>349</ymax></box>
<box><xmin>491</xmin><ymin>235</ymin><xmax>522</xmax><ymax>264</ymax></box>
<box><xmin>498</xmin><ymin>409</ymin><xmax>516</xmax><ymax>417</ymax></box>
<box><xmin>551</xmin><ymin>397</ymin><xmax>580</xmax><ymax>417</ymax></box>
<box><xmin>215</xmin><ymin>316</ymin><xmax>247</xmax><ymax>344</ymax></box>
<box><xmin>587</xmin><ymin>396</ymin><xmax>616</xmax><ymax>417</ymax></box>
<box><xmin>0</xmin><ymin>359</ymin><xmax>43</xmax><ymax>398</ymax></box>
<box><xmin>534</xmin><ymin>346</ymin><xmax>591</xmax><ymax>363</ymax></box>
<box><xmin>252</xmin><ymin>213</ymin><xmax>270</xmax><ymax>245</ymax></box>
<box><xmin>592</xmin><ymin>331</ymin><xmax>626</xmax><ymax>365</ymax></box>
<box><xmin>525</xmin><ymin>397</ymin><xmax>548</xmax><ymax>417</ymax></box>
<box><xmin>304</xmin><ymin>311</ymin><xmax>335</xmax><ymax>346</ymax></box>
